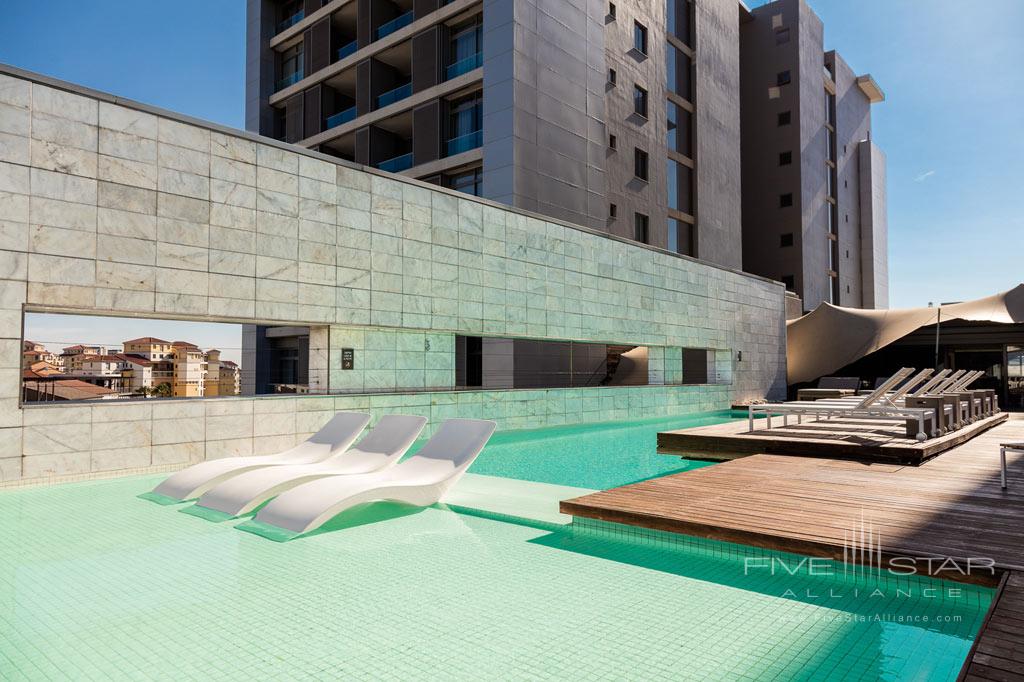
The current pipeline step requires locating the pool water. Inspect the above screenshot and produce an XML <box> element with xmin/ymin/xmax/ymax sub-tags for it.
<box><xmin>0</xmin><ymin>412</ymin><xmax>992</xmax><ymax>681</ymax></box>
<box><xmin>467</xmin><ymin>410</ymin><xmax>734</xmax><ymax>488</ymax></box>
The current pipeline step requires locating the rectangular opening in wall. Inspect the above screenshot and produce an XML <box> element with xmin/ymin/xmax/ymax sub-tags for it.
<box><xmin>455</xmin><ymin>336</ymin><xmax>649</xmax><ymax>389</ymax></box>
<box><xmin>20</xmin><ymin>312</ymin><xmax>316</xmax><ymax>402</ymax></box>
<box><xmin>681</xmin><ymin>348</ymin><xmax>732</xmax><ymax>385</ymax></box>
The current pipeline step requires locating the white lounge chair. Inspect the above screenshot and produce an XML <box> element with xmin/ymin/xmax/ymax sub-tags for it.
<box><xmin>146</xmin><ymin>412</ymin><xmax>371</xmax><ymax>503</ymax></box>
<box><xmin>190</xmin><ymin>414</ymin><xmax>428</xmax><ymax>519</ymax></box>
<box><xmin>241</xmin><ymin>418</ymin><xmax>496</xmax><ymax>538</ymax></box>
<box><xmin>748</xmin><ymin>368</ymin><xmax>939</xmax><ymax>441</ymax></box>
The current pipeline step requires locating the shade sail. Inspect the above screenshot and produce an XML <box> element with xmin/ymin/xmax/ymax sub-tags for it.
<box><xmin>787</xmin><ymin>283</ymin><xmax>1024</xmax><ymax>385</ymax></box>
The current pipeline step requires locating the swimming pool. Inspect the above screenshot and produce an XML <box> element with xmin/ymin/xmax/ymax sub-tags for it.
<box><xmin>0</xmin><ymin>412</ymin><xmax>992</xmax><ymax>680</ymax></box>
<box><xmin>467</xmin><ymin>410</ymin><xmax>734</xmax><ymax>488</ymax></box>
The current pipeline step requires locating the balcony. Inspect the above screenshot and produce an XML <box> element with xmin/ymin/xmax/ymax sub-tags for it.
<box><xmin>336</xmin><ymin>40</ymin><xmax>358</xmax><ymax>61</ymax></box>
<box><xmin>445</xmin><ymin>52</ymin><xmax>482</xmax><ymax>81</ymax></box>
<box><xmin>275</xmin><ymin>70</ymin><xmax>304</xmax><ymax>91</ymax></box>
<box><xmin>375</xmin><ymin>11</ymin><xmax>414</xmax><ymax>40</ymax></box>
<box><xmin>276</xmin><ymin>11</ymin><xmax>304</xmax><ymax>34</ymax></box>
<box><xmin>446</xmin><ymin>129</ymin><xmax>482</xmax><ymax>157</ymax></box>
<box><xmin>325</xmin><ymin>106</ymin><xmax>357</xmax><ymax>129</ymax></box>
<box><xmin>376</xmin><ymin>82</ymin><xmax>412</xmax><ymax>109</ymax></box>
<box><xmin>377</xmin><ymin>152</ymin><xmax>414</xmax><ymax>173</ymax></box>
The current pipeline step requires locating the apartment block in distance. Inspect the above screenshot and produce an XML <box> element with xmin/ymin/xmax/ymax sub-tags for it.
<box><xmin>739</xmin><ymin>0</ymin><xmax>888</xmax><ymax>311</ymax></box>
<box><xmin>246</xmin><ymin>0</ymin><xmax>743</xmax><ymax>268</ymax></box>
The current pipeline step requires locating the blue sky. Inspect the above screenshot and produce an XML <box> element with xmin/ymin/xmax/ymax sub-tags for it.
<box><xmin>1</xmin><ymin>1</ymin><xmax>1021</xmax><ymax>309</ymax></box>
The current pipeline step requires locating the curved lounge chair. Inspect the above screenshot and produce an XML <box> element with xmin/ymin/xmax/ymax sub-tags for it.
<box><xmin>245</xmin><ymin>418</ymin><xmax>496</xmax><ymax>537</ymax></box>
<box><xmin>148</xmin><ymin>412</ymin><xmax>371</xmax><ymax>503</ymax></box>
<box><xmin>192</xmin><ymin>414</ymin><xmax>427</xmax><ymax>518</ymax></box>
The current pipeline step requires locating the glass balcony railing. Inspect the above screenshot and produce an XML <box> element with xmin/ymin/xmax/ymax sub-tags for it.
<box><xmin>276</xmin><ymin>11</ymin><xmax>304</xmax><ymax>33</ymax></box>
<box><xmin>375</xmin><ymin>10</ymin><xmax>414</xmax><ymax>40</ymax></box>
<box><xmin>325</xmin><ymin>106</ymin><xmax>357</xmax><ymax>129</ymax></box>
<box><xmin>445</xmin><ymin>52</ymin><xmax>482</xmax><ymax>81</ymax></box>
<box><xmin>275</xmin><ymin>70</ymin><xmax>304</xmax><ymax>91</ymax></box>
<box><xmin>446</xmin><ymin>129</ymin><xmax>482</xmax><ymax>157</ymax></box>
<box><xmin>376</xmin><ymin>152</ymin><xmax>414</xmax><ymax>173</ymax></box>
<box><xmin>336</xmin><ymin>40</ymin><xmax>358</xmax><ymax>61</ymax></box>
<box><xmin>376</xmin><ymin>82</ymin><xmax>412</xmax><ymax>109</ymax></box>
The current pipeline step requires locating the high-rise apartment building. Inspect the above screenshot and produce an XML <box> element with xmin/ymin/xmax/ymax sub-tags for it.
<box><xmin>245</xmin><ymin>0</ymin><xmax>744</xmax><ymax>269</ymax></box>
<box><xmin>246</xmin><ymin>0</ymin><xmax>886</xmax><ymax>301</ymax></box>
<box><xmin>738</xmin><ymin>0</ymin><xmax>887</xmax><ymax>311</ymax></box>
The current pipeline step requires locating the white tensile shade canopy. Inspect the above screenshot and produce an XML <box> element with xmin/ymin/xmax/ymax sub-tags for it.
<box><xmin>787</xmin><ymin>284</ymin><xmax>1024</xmax><ymax>385</ymax></box>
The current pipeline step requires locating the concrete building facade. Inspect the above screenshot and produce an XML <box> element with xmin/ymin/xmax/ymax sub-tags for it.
<box><xmin>0</xmin><ymin>65</ymin><xmax>786</xmax><ymax>482</ymax></box>
<box><xmin>738</xmin><ymin>0</ymin><xmax>887</xmax><ymax>311</ymax></box>
<box><xmin>245</xmin><ymin>0</ymin><xmax>743</xmax><ymax>269</ymax></box>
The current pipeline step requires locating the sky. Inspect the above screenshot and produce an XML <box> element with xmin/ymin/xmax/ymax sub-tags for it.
<box><xmin>1</xmin><ymin>1</ymin><xmax>1022</xmax><ymax>310</ymax></box>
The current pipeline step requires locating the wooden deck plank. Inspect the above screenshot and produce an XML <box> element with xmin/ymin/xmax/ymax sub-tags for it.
<box><xmin>961</xmin><ymin>573</ymin><xmax>1024</xmax><ymax>681</ymax></box>
<box><xmin>562</xmin><ymin>415</ymin><xmax>1024</xmax><ymax>580</ymax></box>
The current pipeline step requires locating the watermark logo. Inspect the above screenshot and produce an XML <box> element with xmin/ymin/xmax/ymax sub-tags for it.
<box><xmin>742</xmin><ymin>510</ymin><xmax>995</xmax><ymax>601</ymax></box>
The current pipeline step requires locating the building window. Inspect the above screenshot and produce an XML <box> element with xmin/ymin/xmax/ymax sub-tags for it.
<box><xmin>776</xmin><ymin>70</ymin><xmax>791</xmax><ymax>86</ymax></box>
<box><xmin>608</xmin><ymin>68</ymin><xmax>616</xmax><ymax>85</ymax></box>
<box><xmin>446</xmin><ymin>92</ymin><xmax>483</xmax><ymax>156</ymax></box>
<box><xmin>777</xmin><ymin>110</ymin><xmax>791</xmax><ymax>126</ymax></box>
<box><xmin>634</xmin><ymin>213</ymin><xmax>650</xmax><ymax>244</ymax></box>
<box><xmin>633</xmin><ymin>85</ymin><xmax>648</xmax><ymax>117</ymax></box>
<box><xmin>667</xmin><ymin>159</ymin><xmax>694</xmax><ymax>215</ymax></box>
<box><xmin>633</xmin><ymin>21</ymin><xmax>648</xmax><ymax>55</ymax></box>
<box><xmin>779</xmin><ymin>151</ymin><xmax>792</xmax><ymax>166</ymax></box>
<box><xmin>667</xmin><ymin>43</ymin><xmax>692</xmax><ymax>101</ymax></box>
<box><xmin>448</xmin><ymin>167</ymin><xmax>482</xmax><ymax>196</ymax></box>
<box><xmin>609</xmin><ymin>203</ymin><xmax>617</xmax><ymax>218</ymax></box>
<box><xmin>667</xmin><ymin>0</ymin><xmax>693</xmax><ymax>47</ymax></box>
<box><xmin>775</xmin><ymin>28</ymin><xmax>790</xmax><ymax>45</ymax></box>
<box><xmin>446</xmin><ymin>16</ymin><xmax>483</xmax><ymax>80</ymax></box>
<box><xmin>667</xmin><ymin>101</ymin><xmax>692</xmax><ymax>157</ymax></box>
<box><xmin>457</xmin><ymin>337</ymin><xmax>648</xmax><ymax>389</ymax></box>
<box><xmin>609</xmin><ymin>133</ymin><xmax>617</xmax><ymax>149</ymax></box>
<box><xmin>608</xmin><ymin>2</ymin><xmax>616</xmax><ymax>20</ymax></box>
<box><xmin>668</xmin><ymin>218</ymin><xmax>694</xmax><ymax>256</ymax></box>
<box><xmin>779</xmin><ymin>193</ymin><xmax>793</xmax><ymax>208</ymax></box>
<box><xmin>780</xmin><ymin>233</ymin><xmax>794</xmax><ymax>247</ymax></box>
<box><xmin>634</xmin><ymin>148</ymin><xmax>649</xmax><ymax>181</ymax></box>
<box><xmin>781</xmin><ymin>275</ymin><xmax>795</xmax><ymax>291</ymax></box>
<box><xmin>277</xmin><ymin>43</ymin><xmax>305</xmax><ymax>90</ymax></box>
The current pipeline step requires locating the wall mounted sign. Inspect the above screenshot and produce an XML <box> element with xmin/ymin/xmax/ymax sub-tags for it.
<box><xmin>341</xmin><ymin>348</ymin><xmax>354</xmax><ymax>370</ymax></box>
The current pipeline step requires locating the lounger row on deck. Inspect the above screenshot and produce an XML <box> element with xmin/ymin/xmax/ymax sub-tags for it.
<box><xmin>749</xmin><ymin>367</ymin><xmax>997</xmax><ymax>441</ymax></box>
<box><xmin>147</xmin><ymin>413</ymin><xmax>496</xmax><ymax>538</ymax></box>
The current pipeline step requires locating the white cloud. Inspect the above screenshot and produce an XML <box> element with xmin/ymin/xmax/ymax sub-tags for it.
<box><xmin>914</xmin><ymin>170</ymin><xmax>936</xmax><ymax>182</ymax></box>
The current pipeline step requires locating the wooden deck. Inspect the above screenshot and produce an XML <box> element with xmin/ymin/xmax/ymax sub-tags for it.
<box><xmin>563</xmin><ymin>414</ymin><xmax>1024</xmax><ymax>585</ymax></box>
<box><xmin>658</xmin><ymin>411</ymin><xmax>1008</xmax><ymax>465</ymax></box>
<box><xmin>960</xmin><ymin>571</ymin><xmax>1024</xmax><ymax>681</ymax></box>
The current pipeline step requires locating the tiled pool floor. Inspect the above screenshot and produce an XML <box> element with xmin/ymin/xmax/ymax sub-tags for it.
<box><xmin>0</xmin><ymin>473</ymin><xmax>990</xmax><ymax>681</ymax></box>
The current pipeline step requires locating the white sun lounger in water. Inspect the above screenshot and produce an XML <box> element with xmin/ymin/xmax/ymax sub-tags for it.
<box><xmin>145</xmin><ymin>412</ymin><xmax>371</xmax><ymax>504</ymax></box>
<box><xmin>239</xmin><ymin>418</ymin><xmax>496</xmax><ymax>539</ymax></box>
<box><xmin>189</xmin><ymin>414</ymin><xmax>427</xmax><ymax>519</ymax></box>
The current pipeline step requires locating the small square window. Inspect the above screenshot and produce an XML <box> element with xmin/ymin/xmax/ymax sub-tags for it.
<box><xmin>779</xmin><ymin>151</ymin><xmax>792</xmax><ymax>166</ymax></box>
<box><xmin>609</xmin><ymin>203</ymin><xmax>617</xmax><ymax>218</ymax></box>
<box><xmin>634</xmin><ymin>148</ymin><xmax>649</xmax><ymax>181</ymax></box>
<box><xmin>608</xmin><ymin>2</ymin><xmax>616</xmax><ymax>19</ymax></box>
<box><xmin>633</xmin><ymin>84</ymin><xmax>648</xmax><ymax>117</ymax></box>
<box><xmin>775</xmin><ymin>28</ymin><xmax>790</xmax><ymax>45</ymax></box>
<box><xmin>776</xmin><ymin>70</ymin><xmax>791</xmax><ymax>86</ymax></box>
<box><xmin>779</xmin><ymin>193</ymin><xmax>793</xmax><ymax>208</ymax></box>
<box><xmin>633</xmin><ymin>21</ymin><xmax>648</xmax><ymax>55</ymax></box>
<box><xmin>609</xmin><ymin>134</ymin><xmax>617</xmax><ymax>149</ymax></box>
<box><xmin>608</xmin><ymin>68</ymin><xmax>616</xmax><ymax>85</ymax></box>
<box><xmin>845</xmin><ymin>213</ymin><xmax>849</xmax><ymax>223</ymax></box>
<box><xmin>845</xmin><ymin>249</ymin><xmax>849</xmax><ymax>258</ymax></box>
<box><xmin>781</xmin><ymin>275</ymin><xmax>795</xmax><ymax>291</ymax></box>
<box><xmin>634</xmin><ymin>212</ymin><xmax>649</xmax><ymax>243</ymax></box>
<box><xmin>780</xmin><ymin>233</ymin><xmax>793</xmax><ymax>247</ymax></box>
<box><xmin>846</xmin><ymin>284</ymin><xmax>851</xmax><ymax>294</ymax></box>
<box><xmin>777</xmin><ymin>111</ymin><xmax>791</xmax><ymax>126</ymax></box>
